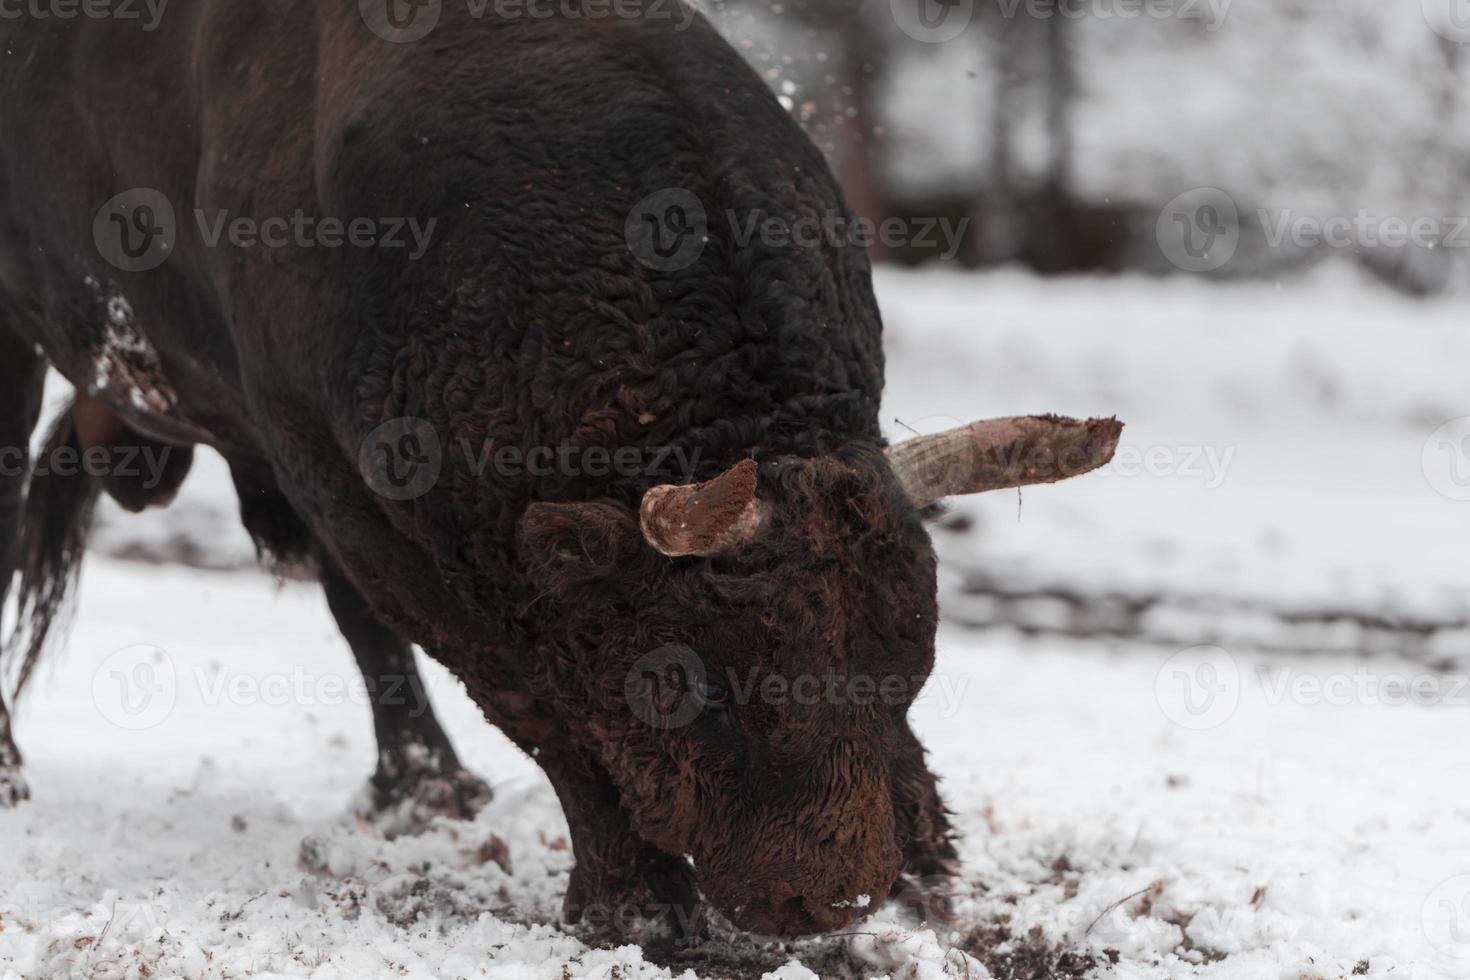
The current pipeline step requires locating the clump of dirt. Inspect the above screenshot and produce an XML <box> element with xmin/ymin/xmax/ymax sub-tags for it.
<box><xmin>637</xmin><ymin>911</ymin><xmax>1111</xmax><ymax>980</ymax></box>
<box><xmin>642</xmin><ymin>934</ymin><xmax>874</xmax><ymax>980</ymax></box>
<box><xmin>957</xmin><ymin>920</ymin><xmax>1103</xmax><ymax>980</ymax></box>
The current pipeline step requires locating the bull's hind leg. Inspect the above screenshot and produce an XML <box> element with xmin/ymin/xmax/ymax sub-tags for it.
<box><xmin>320</xmin><ymin>562</ymin><xmax>493</xmax><ymax>837</ymax></box>
<box><xmin>0</xmin><ymin>328</ymin><xmax>47</xmax><ymax>806</ymax></box>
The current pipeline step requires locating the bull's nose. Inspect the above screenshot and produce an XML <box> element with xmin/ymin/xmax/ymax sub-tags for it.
<box><xmin>740</xmin><ymin>880</ymin><xmax>862</xmax><ymax>936</ymax></box>
<box><xmin>766</xmin><ymin>894</ymin><xmax>859</xmax><ymax>935</ymax></box>
<box><xmin>802</xmin><ymin>897</ymin><xmax>862</xmax><ymax>933</ymax></box>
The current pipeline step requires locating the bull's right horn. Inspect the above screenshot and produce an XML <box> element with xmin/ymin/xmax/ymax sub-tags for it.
<box><xmin>886</xmin><ymin>415</ymin><xmax>1123</xmax><ymax>509</ymax></box>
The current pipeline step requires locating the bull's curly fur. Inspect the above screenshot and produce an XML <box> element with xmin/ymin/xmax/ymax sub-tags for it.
<box><xmin>0</xmin><ymin>0</ymin><xmax>957</xmax><ymax>938</ymax></box>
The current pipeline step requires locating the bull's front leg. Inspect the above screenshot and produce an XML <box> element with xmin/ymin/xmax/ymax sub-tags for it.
<box><xmin>545</xmin><ymin>754</ymin><xmax>705</xmax><ymax>944</ymax></box>
<box><xmin>319</xmin><ymin>561</ymin><xmax>493</xmax><ymax>836</ymax></box>
<box><xmin>889</xmin><ymin>720</ymin><xmax>959</xmax><ymax>922</ymax></box>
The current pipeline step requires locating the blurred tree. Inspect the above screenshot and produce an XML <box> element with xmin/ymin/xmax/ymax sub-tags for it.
<box><xmin>707</xmin><ymin>0</ymin><xmax>1468</xmax><ymax>290</ymax></box>
<box><xmin>705</xmin><ymin>0</ymin><xmax>893</xmax><ymax>257</ymax></box>
<box><xmin>970</xmin><ymin>1</ymin><xmax>1115</xmax><ymax>272</ymax></box>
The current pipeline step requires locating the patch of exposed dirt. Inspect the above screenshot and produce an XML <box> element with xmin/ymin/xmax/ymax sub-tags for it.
<box><xmin>957</xmin><ymin>920</ymin><xmax>1103</xmax><ymax>980</ymax></box>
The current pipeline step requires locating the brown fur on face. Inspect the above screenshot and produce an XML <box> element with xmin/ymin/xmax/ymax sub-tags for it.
<box><xmin>518</xmin><ymin>447</ymin><xmax>941</xmax><ymax>936</ymax></box>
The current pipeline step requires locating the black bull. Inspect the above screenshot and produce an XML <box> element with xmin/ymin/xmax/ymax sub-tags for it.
<box><xmin>0</xmin><ymin>0</ymin><xmax>970</xmax><ymax>941</ymax></box>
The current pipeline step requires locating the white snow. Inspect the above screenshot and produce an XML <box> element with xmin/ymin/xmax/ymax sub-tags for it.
<box><xmin>3</xmin><ymin>265</ymin><xmax>1466</xmax><ymax>978</ymax></box>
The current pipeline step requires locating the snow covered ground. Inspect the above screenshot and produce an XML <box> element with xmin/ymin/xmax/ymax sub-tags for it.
<box><xmin>3</xmin><ymin>266</ymin><xmax>1467</xmax><ymax>979</ymax></box>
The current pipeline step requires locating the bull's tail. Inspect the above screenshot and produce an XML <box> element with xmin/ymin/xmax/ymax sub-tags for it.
<box><xmin>2</xmin><ymin>402</ymin><xmax>100</xmax><ymax>704</ymax></box>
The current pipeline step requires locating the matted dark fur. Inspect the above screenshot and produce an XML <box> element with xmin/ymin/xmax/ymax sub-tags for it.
<box><xmin>0</xmin><ymin>0</ymin><xmax>957</xmax><ymax>938</ymax></box>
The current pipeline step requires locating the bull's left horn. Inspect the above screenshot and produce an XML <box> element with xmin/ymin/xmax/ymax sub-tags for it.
<box><xmin>640</xmin><ymin>458</ymin><xmax>769</xmax><ymax>558</ymax></box>
<box><xmin>887</xmin><ymin>415</ymin><xmax>1123</xmax><ymax>509</ymax></box>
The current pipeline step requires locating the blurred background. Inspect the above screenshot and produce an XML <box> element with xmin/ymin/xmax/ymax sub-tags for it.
<box><xmin>708</xmin><ymin>0</ymin><xmax>1470</xmax><ymax>291</ymax></box>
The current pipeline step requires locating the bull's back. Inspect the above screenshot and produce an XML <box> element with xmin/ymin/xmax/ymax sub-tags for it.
<box><xmin>0</xmin><ymin>0</ymin><xmax>882</xmax><ymax>493</ymax></box>
<box><xmin>0</xmin><ymin>1</ymin><xmax>307</xmax><ymax>449</ymax></box>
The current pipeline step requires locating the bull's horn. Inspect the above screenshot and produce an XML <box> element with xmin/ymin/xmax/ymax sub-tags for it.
<box><xmin>640</xmin><ymin>458</ymin><xmax>769</xmax><ymax>558</ymax></box>
<box><xmin>887</xmin><ymin>415</ymin><xmax>1123</xmax><ymax>509</ymax></box>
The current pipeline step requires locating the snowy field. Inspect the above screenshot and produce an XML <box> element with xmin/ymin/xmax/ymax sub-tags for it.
<box><xmin>2</xmin><ymin>266</ymin><xmax>1468</xmax><ymax>979</ymax></box>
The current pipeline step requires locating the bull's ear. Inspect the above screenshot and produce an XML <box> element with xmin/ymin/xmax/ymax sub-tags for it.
<box><xmin>517</xmin><ymin>501</ymin><xmax>643</xmax><ymax>589</ymax></box>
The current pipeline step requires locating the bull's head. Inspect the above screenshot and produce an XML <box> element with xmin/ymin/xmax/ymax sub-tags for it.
<box><xmin>517</xmin><ymin>415</ymin><xmax>1121</xmax><ymax>936</ymax></box>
